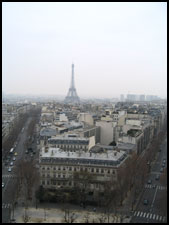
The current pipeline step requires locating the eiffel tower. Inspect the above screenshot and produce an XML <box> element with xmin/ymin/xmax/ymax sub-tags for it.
<box><xmin>64</xmin><ymin>64</ymin><xmax>80</xmax><ymax>103</ymax></box>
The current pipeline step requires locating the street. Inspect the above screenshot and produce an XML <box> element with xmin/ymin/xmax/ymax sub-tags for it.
<box><xmin>131</xmin><ymin>136</ymin><xmax>167</xmax><ymax>223</ymax></box>
<box><xmin>2</xmin><ymin>116</ymin><xmax>36</xmax><ymax>223</ymax></box>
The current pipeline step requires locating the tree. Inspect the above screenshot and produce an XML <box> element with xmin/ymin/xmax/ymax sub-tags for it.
<box><xmin>83</xmin><ymin>213</ymin><xmax>90</xmax><ymax>223</ymax></box>
<box><xmin>35</xmin><ymin>185</ymin><xmax>45</xmax><ymax>203</ymax></box>
<box><xmin>115</xmin><ymin>165</ymin><xmax>129</xmax><ymax>206</ymax></box>
<box><xmin>14</xmin><ymin>160</ymin><xmax>40</xmax><ymax>202</ymax></box>
<box><xmin>124</xmin><ymin>152</ymin><xmax>138</xmax><ymax>191</ymax></box>
<box><xmin>160</xmin><ymin>168</ymin><xmax>167</xmax><ymax>186</ymax></box>
<box><xmin>22</xmin><ymin>208</ymin><xmax>31</xmax><ymax>223</ymax></box>
<box><xmin>73</xmin><ymin>170</ymin><xmax>94</xmax><ymax>204</ymax></box>
<box><xmin>62</xmin><ymin>208</ymin><xmax>77</xmax><ymax>223</ymax></box>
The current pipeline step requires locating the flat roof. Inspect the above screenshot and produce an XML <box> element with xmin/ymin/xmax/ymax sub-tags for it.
<box><xmin>48</xmin><ymin>136</ymin><xmax>89</xmax><ymax>141</ymax></box>
<box><xmin>40</xmin><ymin>147</ymin><xmax>126</xmax><ymax>162</ymax></box>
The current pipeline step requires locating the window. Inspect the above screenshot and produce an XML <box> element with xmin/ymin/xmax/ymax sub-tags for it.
<box><xmin>80</xmin><ymin>167</ymin><xmax>83</xmax><ymax>172</ymax></box>
<box><xmin>53</xmin><ymin>174</ymin><xmax>56</xmax><ymax>178</ymax></box>
<box><xmin>47</xmin><ymin>181</ymin><xmax>50</xmax><ymax>185</ymax></box>
<box><xmin>107</xmin><ymin>170</ymin><xmax>110</xmax><ymax>174</ymax></box>
<box><xmin>112</xmin><ymin>170</ymin><xmax>115</xmax><ymax>174</ymax></box>
<box><xmin>47</xmin><ymin>174</ymin><xmax>50</xmax><ymax>178</ymax></box>
<box><xmin>85</xmin><ymin>168</ymin><xmax>88</xmax><ymax>172</ymax></box>
<box><xmin>42</xmin><ymin>181</ymin><xmax>45</xmax><ymax>185</ymax></box>
<box><xmin>47</xmin><ymin>167</ymin><xmax>50</xmax><ymax>170</ymax></box>
<box><xmin>63</xmin><ymin>174</ymin><xmax>65</xmax><ymax>178</ymax></box>
<box><xmin>53</xmin><ymin>181</ymin><xmax>56</xmax><ymax>185</ymax></box>
<box><xmin>53</xmin><ymin>167</ymin><xmax>56</xmax><ymax>170</ymax></box>
<box><xmin>69</xmin><ymin>182</ymin><xmax>71</xmax><ymax>186</ymax></box>
<box><xmin>74</xmin><ymin>167</ymin><xmax>76</xmax><ymax>171</ymax></box>
<box><xmin>101</xmin><ymin>169</ymin><xmax>104</xmax><ymax>173</ymax></box>
<box><xmin>69</xmin><ymin>167</ymin><xmax>72</xmax><ymax>171</ymax></box>
<box><xmin>58</xmin><ymin>167</ymin><xmax>61</xmax><ymax>170</ymax></box>
<box><xmin>42</xmin><ymin>167</ymin><xmax>45</xmax><ymax>170</ymax></box>
<box><xmin>63</xmin><ymin>167</ymin><xmax>65</xmax><ymax>170</ymax></box>
<box><xmin>58</xmin><ymin>174</ymin><xmax>60</xmax><ymax>178</ymax></box>
<box><xmin>91</xmin><ymin>168</ymin><xmax>94</xmax><ymax>173</ymax></box>
<box><xmin>96</xmin><ymin>168</ymin><xmax>99</xmax><ymax>173</ymax></box>
<box><xmin>42</xmin><ymin>174</ymin><xmax>45</xmax><ymax>177</ymax></box>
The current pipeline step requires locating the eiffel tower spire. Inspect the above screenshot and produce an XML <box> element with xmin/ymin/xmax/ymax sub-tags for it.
<box><xmin>64</xmin><ymin>64</ymin><xmax>80</xmax><ymax>103</ymax></box>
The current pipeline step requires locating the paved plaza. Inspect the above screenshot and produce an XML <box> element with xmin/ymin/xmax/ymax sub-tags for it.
<box><xmin>13</xmin><ymin>206</ymin><xmax>127</xmax><ymax>223</ymax></box>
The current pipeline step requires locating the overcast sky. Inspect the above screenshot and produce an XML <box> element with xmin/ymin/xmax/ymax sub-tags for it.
<box><xmin>2</xmin><ymin>2</ymin><xmax>167</xmax><ymax>99</ymax></box>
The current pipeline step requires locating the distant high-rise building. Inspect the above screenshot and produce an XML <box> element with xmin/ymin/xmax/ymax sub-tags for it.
<box><xmin>139</xmin><ymin>95</ymin><xmax>145</xmax><ymax>101</ymax></box>
<box><xmin>146</xmin><ymin>95</ymin><xmax>159</xmax><ymax>101</ymax></box>
<box><xmin>127</xmin><ymin>94</ymin><xmax>137</xmax><ymax>101</ymax></box>
<box><xmin>64</xmin><ymin>64</ymin><xmax>80</xmax><ymax>104</ymax></box>
<box><xmin>120</xmin><ymin>94</ymin><xmax>124</xmax><ymax>102</ymax></box>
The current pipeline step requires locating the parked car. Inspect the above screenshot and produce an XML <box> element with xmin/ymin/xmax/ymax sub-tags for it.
<box><xmin>28</xmin><ymin>148</ymin><xmax>33</xmax><ymax>152</ymax></box>
<box><xmin>8</xmin><ymin>167</ymin><xmax>12</xmax><ymax>172</ymax></box>
<box><xmin>160</xmin><ymin>168</ymin><xmax>164</xmax><ymax>173</ymax></box>
<box><xmin>2</xmin><ymin>182</ymin><xmax>5</xmax><ymax>188</ymax></box>
<box><xmin>13</xmin><ymin>157</ymin><xmax>16</xmax><ymax>161</ymax></box>
<box><xmin>147</xmin><ymin>179</ymin><xmax>152</xmax><ymax>184</ymax></box>
<box><xmin>143</xmin><ymin>199</ymin><xmax>149</xmax><ymax>205</ymax></box>
<box><xmin>10</xmin><ymin>162</ymin><xmax>14</xmax><ymax>166</ymax></box>
<box><xmin>162</xmin><ymin>163</ymin><xmax>165</xmax><ymax>168</ymax></box>
<box><xmin>25</xmin><ymin>150</ymin><xmax>29</xmax><ymax>154</ymax></box>
<box><xmin>163</xmin><ymin>159</ymin><xmax>166</xmax><ymax>164</ymax></box>
<box><xmin>14</xmin><ymin>152</ymin><xmax>18</xmax><ymax>156</ymax></box>
<box><xmin>155</xmin><ymin>175</ymin><xmax>160</xmax><ymax>180</ymax></box>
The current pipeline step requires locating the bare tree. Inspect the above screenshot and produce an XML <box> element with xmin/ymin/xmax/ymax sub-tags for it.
<box><xmin>83</xmin><ymin>213</ymin><xmax>90</xmax><ymax>223</ymax></box>
<box><xmin>22</xmin><ymin>208</ymin><xmax>31</xmax><ymax>223</ymax></box>
<box><xmin>97</xmin><ymin>214</ymin><xmax>107</xmax><ymax>223</ymax></box>
<box><xmin>160</xmin><ymin>168</ymin><xmax>167</xmax><ymax>186</ymax></box>
<box><xmin>73</xmin><ymin>170</ymin><xmax>94</xmax><ymax>204</ymax></box>
<box><xmin>62</xmin><ymin>208</ymin><xmax>77</xmax><ymax>223</ymax></box>
<box><xmin>157</xmin><ymin>189</ymin><xmax>167</xmax><ymax>217</ymax></box>
<box><xmin>14</xmin><ymin>160</ymin><xmax>40</xmax><ymax>201</ymax></box>
<box><xmin>115</xmin><ymin>166</ymin><xmax>128</xmax><ymax>206</ymax></box>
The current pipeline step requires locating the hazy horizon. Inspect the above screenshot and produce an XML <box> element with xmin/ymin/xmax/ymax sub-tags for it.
<box><xmin>2</xmin><ymin>2</ymin><xmax>167</xmax><ymax>99</ymax></box>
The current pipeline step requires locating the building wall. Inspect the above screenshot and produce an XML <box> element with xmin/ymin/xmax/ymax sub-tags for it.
<box><xmin>39</xmin><ymin>162</ymin><xmax>119</xmax><ymax>195</ymax></box>
<box><xmin>48</xmin><ymin>137</ymin><xmax>94</xmax><ymax>152</ymax></box>
<box><xmin>82</xmin><ymin>126</ymin><xmax>100</xmax><ymax>144</ymax></box>
<box><xmin>126</xmin><ymin>119</ymin><xmax>141</xmax><ymax>126</ymax></box>
<box><xmin>60</xmin><ymin>113</ymin><xmax>68</xmax><ymax>122</ymax></box>
<box><xmin>96</xmin><ymin>121</ymin><xmax>114</xmax><ymax>145</ymax></box>
<box><xmin>78</xmin><ymin>113</ymin><xmax>94</xmax><ymax>126</ymax></box>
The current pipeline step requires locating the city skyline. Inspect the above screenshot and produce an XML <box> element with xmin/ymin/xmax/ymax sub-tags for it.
<box><xmin>2</xmin><ymin>2</ymin><xmax>167</xmax><ymax>99</ymax></box>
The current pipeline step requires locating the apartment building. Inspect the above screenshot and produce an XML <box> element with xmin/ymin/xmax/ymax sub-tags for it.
<box><xmin>48</xmin><ymin>135</ymin><xmax>95</xmax><ymax>152</ymax></box>
<box><xmin>96</xmin><ymin>110</ymin><xmax>127</xmax><ymax>145</ymax></box>
<box><xmin>39</xmin><ymin>147</ymin><xmax>128</xmax><ymax>197</ymax></box>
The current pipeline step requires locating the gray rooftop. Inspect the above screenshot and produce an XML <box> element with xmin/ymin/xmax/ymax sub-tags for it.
<box><xmin>39</xmin><ymin>147</ymin><xmax>128</xmax><ymax>167</ymax></box>
<box><xmin>40</xmin><ymin>128</ymin><xmax>57</xmax><ymax>137</ymax></box>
